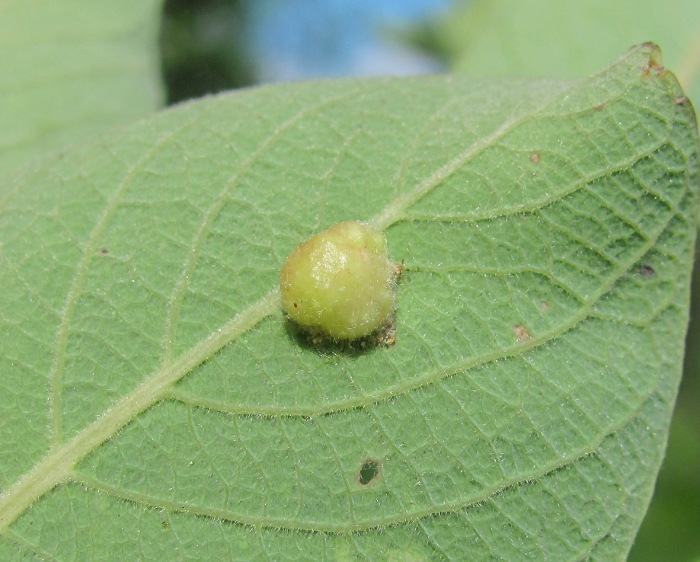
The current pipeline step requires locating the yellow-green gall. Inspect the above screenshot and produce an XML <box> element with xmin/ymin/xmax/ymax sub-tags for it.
<box><xmin>280</xmin><ymin>221</ymin><xmax>394</xmax><ymax>340</ymax></box>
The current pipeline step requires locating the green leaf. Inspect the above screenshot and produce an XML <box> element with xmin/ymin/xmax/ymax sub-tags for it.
<box><xmin>1</xmin><ymin>43</ymin><xmax>698</xmax><ymax>560</ymax></box>
<box><xmin>437</xmin><ymin>0</ymin><xmax>700</xmax><ymax>106</ymax></box>
<box><xmin>0</xmin><ymin>0</ymin><xmax>164</xmax><ymax>179</ymax></box>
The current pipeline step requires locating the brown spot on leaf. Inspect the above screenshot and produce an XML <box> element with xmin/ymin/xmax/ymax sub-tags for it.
<box><xmin>514</xmin><ymin>323</ymin><xmax>532</xmax><ymax>342</ymax></box>
<box><xmin>641</xmin><ymin>46</ymin><xmax>665</xmax><ymax>77</ymax></box>
<box><xmin>638</xmin><ymin>264</ymin><xmax>655</xmax><ymax>278</ymax></box>
<box><xmin>391</xmin><ymin>259</ymin><xmax>405</xmax><ymax>281</ymax></box>
<box><xmin>99</xmin><ymin>247</ymin><xmax>109</xmax><ymax>255</ymax></box>
<box><xmin>375</xmin><ymin>315</ymin><xmax>397</xmax><ymax>348</ymax></box>
<box><xmin>529</xmin><ymin>152</ymin><xmax>541</xmax><ymax>164</ymax></box>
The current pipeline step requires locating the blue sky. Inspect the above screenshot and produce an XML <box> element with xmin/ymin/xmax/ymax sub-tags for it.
<box><xmin>245</xmin><ymin>0</ymin><xmax>455</xmax><ymax>81</ymax></box>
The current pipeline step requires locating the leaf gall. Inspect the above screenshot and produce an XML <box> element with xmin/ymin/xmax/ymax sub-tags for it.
<box><xmin>280</xmin><ymin>221</ymin><xmax>395</xmax><ymax>340</ymax></box>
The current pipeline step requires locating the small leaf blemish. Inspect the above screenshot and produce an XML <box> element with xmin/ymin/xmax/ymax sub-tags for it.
<box><xmin>514</xmin><ymin>323</ymin><xmax>532</xmax><ymax>342</ymax></box>
<box><xmin>638</xmin><ymin>264</ymin><xmax>655</xmax><ymax>277</ymax></box>
<box><xmin>357</xmin><ymin>458</ymin><xmax>381</xmax><ymax>486</ymax></box>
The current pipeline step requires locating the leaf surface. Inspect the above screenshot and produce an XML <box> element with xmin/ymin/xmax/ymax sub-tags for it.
<box><xmin>0</xmin><ymin>44</ymin><xmax>698</xmax><ymax>560</ymax></box>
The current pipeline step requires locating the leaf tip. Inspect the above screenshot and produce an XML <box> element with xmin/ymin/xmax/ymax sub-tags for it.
<box><xmin>638</xmin><ymin>42</ymin><xmax>666</xmax><ymax>76</ymax></box>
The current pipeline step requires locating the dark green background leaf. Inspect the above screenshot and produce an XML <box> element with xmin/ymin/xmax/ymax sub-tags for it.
<box><xmin>435</xmin><ymin>0</ymin><xmax>700</xmax><ymax>105</ymax></box>
<box><xmin>0</xmin><ymin>0</ymin><xmax>164</xmax><ymax>179</ymax></box>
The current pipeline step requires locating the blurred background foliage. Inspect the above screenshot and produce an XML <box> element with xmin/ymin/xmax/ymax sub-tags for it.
<box><xmin>159</xmin><ymin>1</ymin><xmax>700</xmax><ymax>559</ymax></box>
<box><xmin>160</xmin><ymin>0</ymin><xmax>451</xmax><ymax>102</ymax></box>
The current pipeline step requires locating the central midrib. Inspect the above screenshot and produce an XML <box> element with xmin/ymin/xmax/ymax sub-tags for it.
<box><xmin>0</xmin><ymin>289</ymin><xmax>279</xmax><ymax>532</ymax></box>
